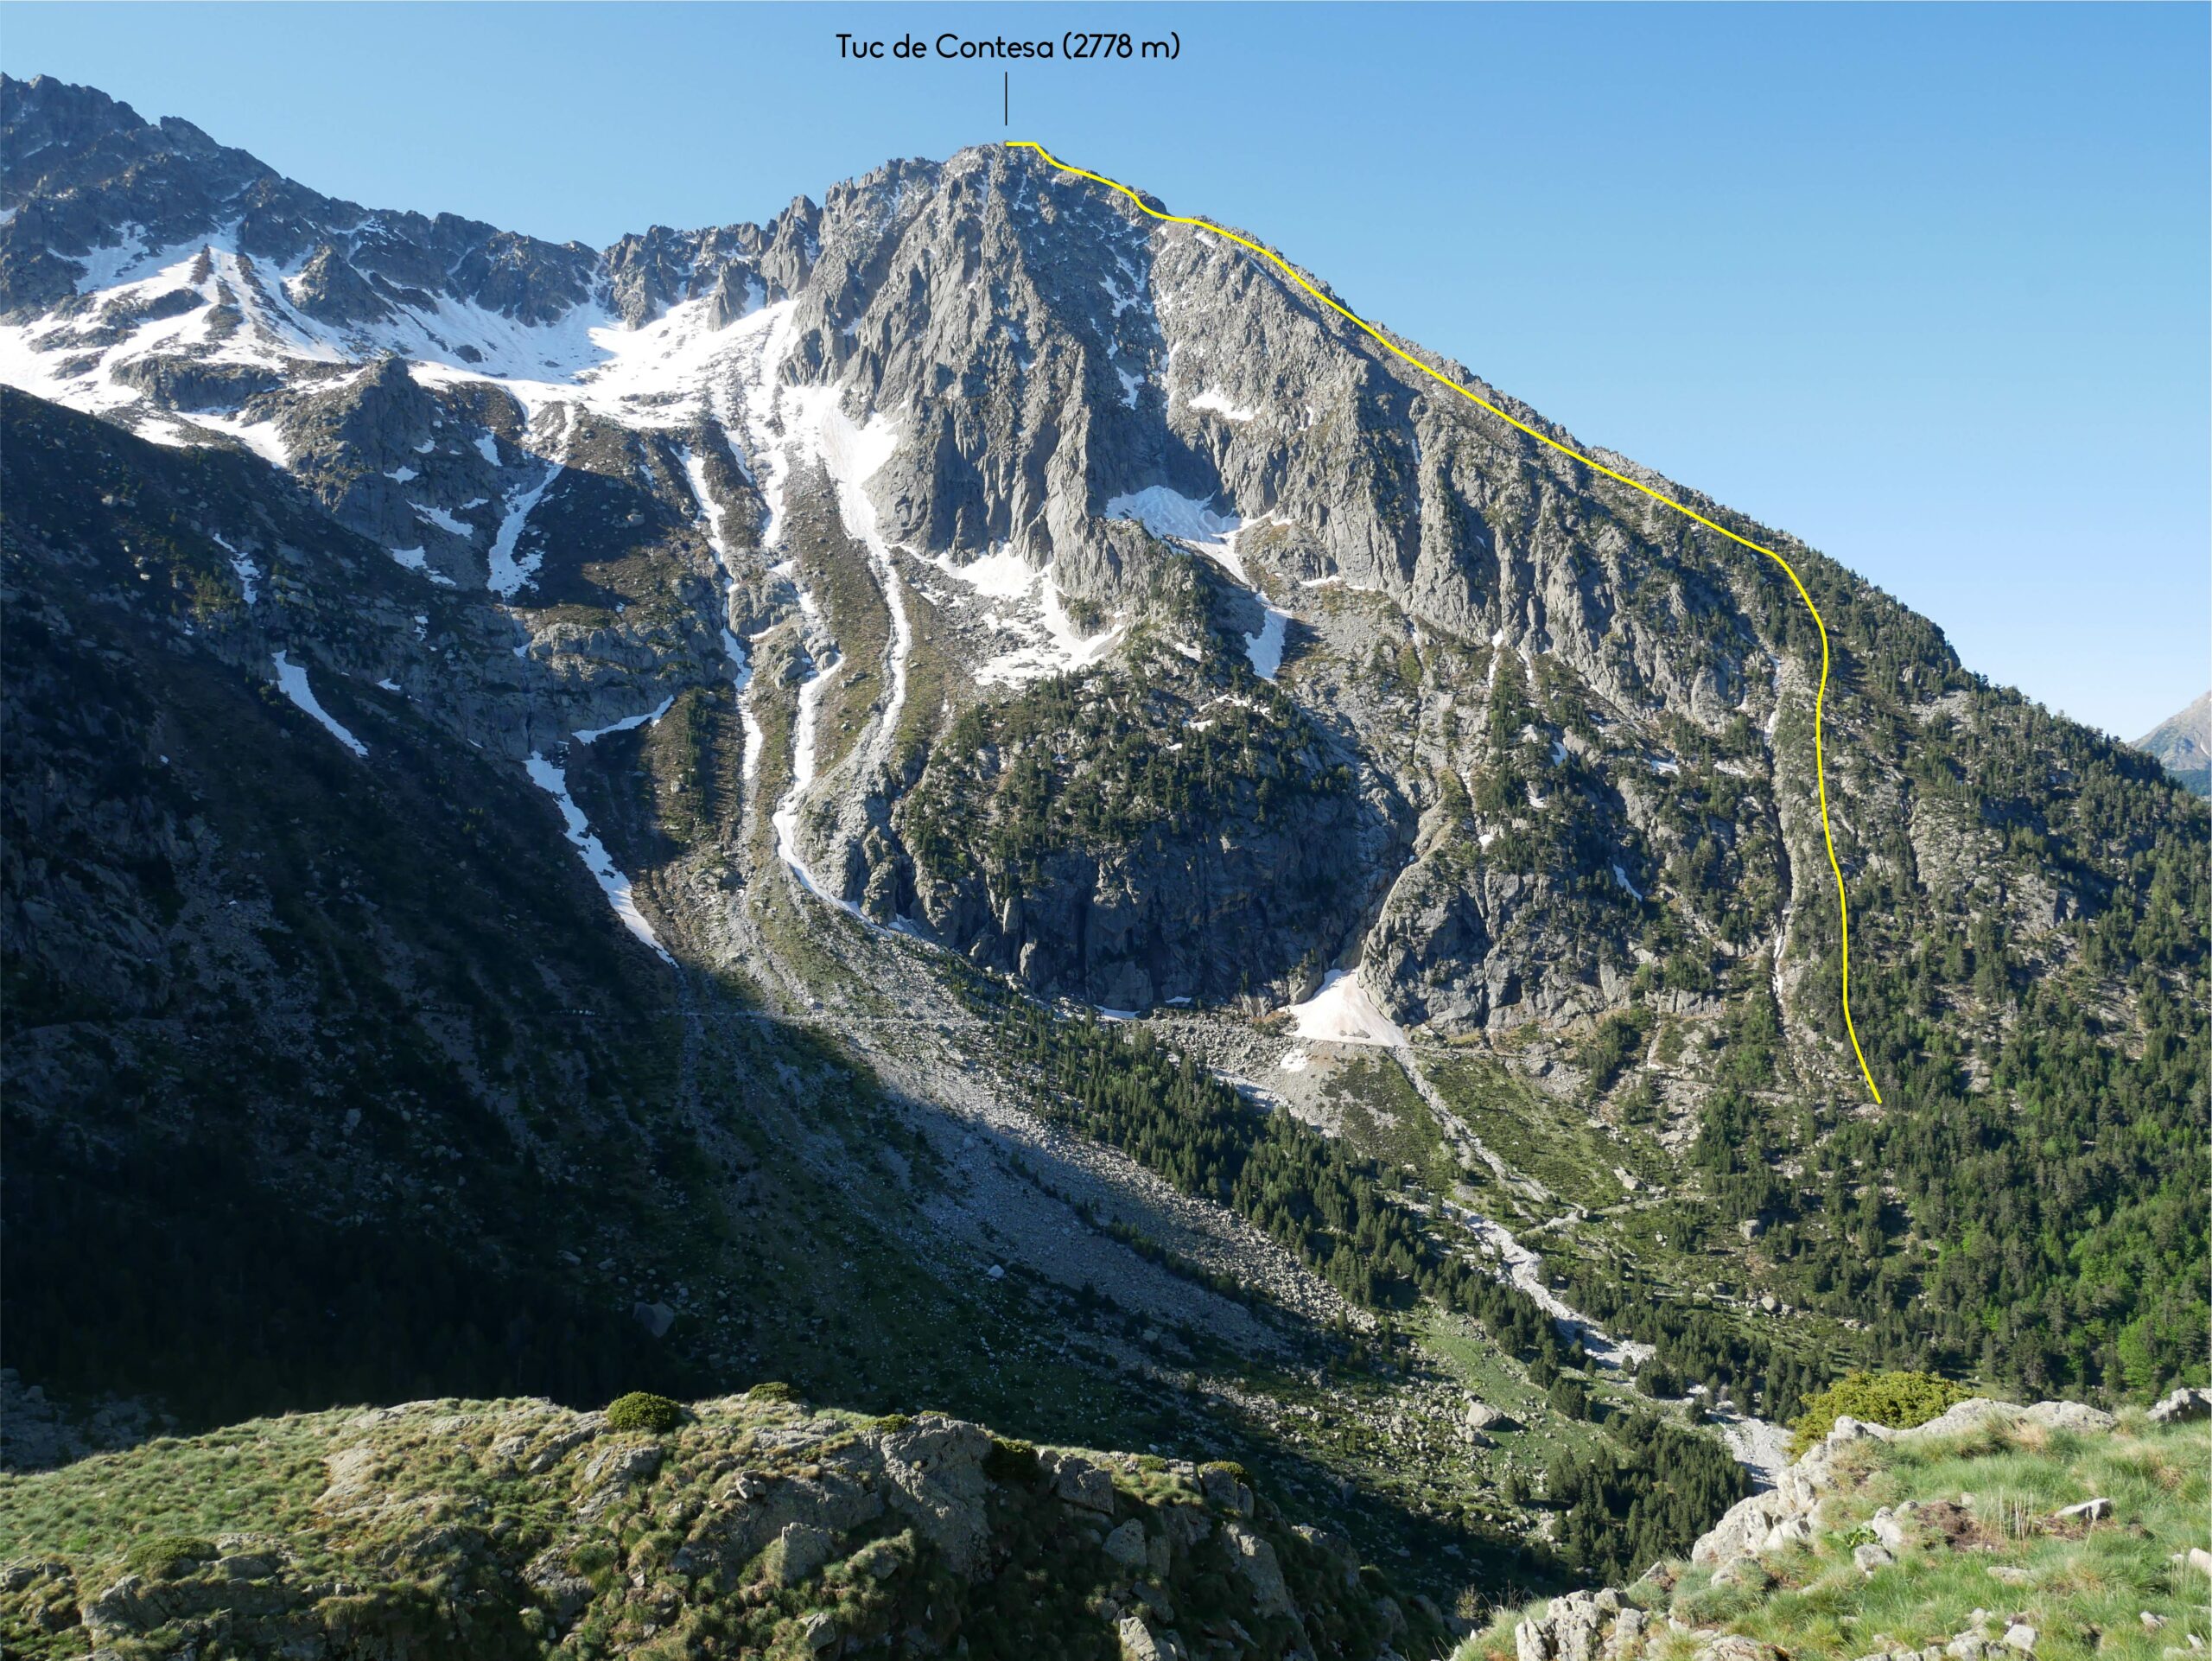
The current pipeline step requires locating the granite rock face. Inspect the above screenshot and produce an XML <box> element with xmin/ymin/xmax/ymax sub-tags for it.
<box><xmin>2</xmin><ymin>68</ymin><xmax>2200</xmax><ymax>1077</ymax></box>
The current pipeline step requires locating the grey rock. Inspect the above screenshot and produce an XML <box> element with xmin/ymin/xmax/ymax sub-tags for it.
<box><xmin>765</xmin><ymin>1522</ymin><xmax>838</xmax><ymax>1586</ymax></box>
<box><xmin>1119</xmin><ymin>1613</ymin><xmax>1189</xmax><ymax>1661</ymax></box>
<box><xmin>1222</xmin><ymin>1520</ymin><xmax>1292</xmax><ymax>1618</ymax></box>
<box><xmin>2149</xmin><ymin>1387</ymin><xmax>2212</xmax><ymax>1425</ymax></box>
<box><xmin>1102</xmin><ymin>1518</ymin><xmax>1150</xmax><ymax>1571</ymax></box>
<box><xmin>1051</xmin><ymin>1452</ymin><xmax>1118</xmax><ymax>1514</ymax></box>
<box><xmin>1853</xmin><ymin>1543</ymin><xmax>1897</xmax><ymax>1575</ymax></box>
<box><xmin>580</xmin><ymin>1440</ymin><xmax>662</xmax><ymax>1490</ymax></box>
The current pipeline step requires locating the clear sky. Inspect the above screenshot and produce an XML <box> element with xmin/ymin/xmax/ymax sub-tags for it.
<box><xmin>8</xmin><ymin>3</ymin><xmax>2206</xmax><ymax>739</ymax></box>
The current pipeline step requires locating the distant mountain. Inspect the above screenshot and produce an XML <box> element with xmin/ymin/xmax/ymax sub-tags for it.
<box><xmin>2</xmin><ymin>69</ymin><xmax>2203</xmax><ymax>1630</ymax></box>
<box><xmin>2136</xmin><ymin>691</ymin><xmax>2210</xmax><ymax>796</ymax></box>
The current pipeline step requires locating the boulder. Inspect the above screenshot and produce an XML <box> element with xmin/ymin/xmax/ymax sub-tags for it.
<box><xmin>1051</xmin><ymin>1452</ymin><xmax>1118</xmax><ymax>1514</ymax></box>
<box><xmin>2148</xmin><ymin>1387</ymin><xmax>2212</xmax><ymax>1425</ymax></box>
<box><xmin>1222</xmin><ymin>1520</ymin><xmax>1292</xmax><ymax>1618</ymax></box>
<box><xmin>763</xmin><ymin>1522</ymin><xmax>837</xmax><ymax>1587</ymax></box>
<box><xmin>1102</xmin><ymin>1519</ymin><xmax>1150</xmax><ymax>1572</ymax></box>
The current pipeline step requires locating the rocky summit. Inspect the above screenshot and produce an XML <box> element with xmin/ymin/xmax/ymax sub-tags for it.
<box><xmin>0</xmin><ymin>71</ymin><xmax>2204</xmax><ymax>1661</ymax></box>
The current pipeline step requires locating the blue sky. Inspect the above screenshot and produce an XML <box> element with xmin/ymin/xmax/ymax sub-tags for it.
<box><xmin>9</xmin><ymin>3</ymin><xmax>2206</xmax><ymax>738</ymax></box>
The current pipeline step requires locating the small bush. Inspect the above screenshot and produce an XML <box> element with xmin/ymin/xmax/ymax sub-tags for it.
<box><xmin>744</xmin><ymin>1381</ymin><xmax>797</xmax><ymax>1404</ymax></box>
<box><xmin>1789</xmin><ymin>1370</ymin><xmax>1975</xmax><ymax>1452</ymax></box>
<box><xmin>604</xmin><ymin>1391</ymin><xmax>683</xmax><ymax>1435</ymax></box>
<box><xmin>126</xmin><ymin>1534</ymin><xmax>216</xmax><ymax>1580</ymax></box>
<box><xmin>983</xmin><ymin>1437</ymin><xmax>1040</xmax><ymax>1484</ymax></box>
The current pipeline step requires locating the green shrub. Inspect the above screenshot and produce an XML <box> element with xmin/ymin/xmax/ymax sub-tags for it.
<box><xmin>983</xmin><ymin>1437</ymin><xmax>1040</xmax><ymax>1484</ymax></box>
<box><xmin>604</xmin><ymin>1391</ymin><xmax>683</xmax><ymax>1435</ymax></box>
<box><xmin>1789</xmin><ymin>1370</ymin><xmax>1975</xmax><ymax>1452</ymax></box>
<box><xmin>744</xmin><ymin>1381</ymin><xmax>797</xmax><ymax>1404</ymax></box>
<box><xmin>126</xmin><ymin>1534</ymin><xmax>217</xmax><ymax>1580</ymax></box>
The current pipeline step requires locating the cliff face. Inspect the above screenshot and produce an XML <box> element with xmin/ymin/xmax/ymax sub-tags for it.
<box><xmin>6</xmin><ymin>70</ymin><xmax>2198</xmax><ymax>1070</ymax></box>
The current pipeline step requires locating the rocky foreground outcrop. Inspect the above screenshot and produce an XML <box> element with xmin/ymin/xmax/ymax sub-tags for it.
<box><xmin>1484</xmin><ymin>1398</ymin><xmax>2212</xmax><ymax>1661</ymax></box>
<box><xmin>0</xmin><ymin>1391</ymin><xmax>1442</xmax><ymax>1660</ymax></box>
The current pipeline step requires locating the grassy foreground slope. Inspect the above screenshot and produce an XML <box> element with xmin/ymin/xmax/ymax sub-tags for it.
<box><xmin>0</xmin><ymin>1388</ymin><xmax>1446</xmax><ymax>1660</ymax></box>
<box><xmin>1458</xmin><ymin>1404</ymin><xmax>2209</xmax><ymax>1661</ymax></box>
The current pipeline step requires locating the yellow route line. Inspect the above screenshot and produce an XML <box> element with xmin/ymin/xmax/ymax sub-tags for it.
<box><xmin>1009</xmin><ymin>138</ymin><xmax>1883</xmax><ymax>1104</ymax></box>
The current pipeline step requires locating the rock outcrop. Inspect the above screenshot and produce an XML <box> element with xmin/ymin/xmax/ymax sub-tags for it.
<box><xmin>0</xmin><ymin>1393</ymin><xmax>1436</xmax><ymax>1660</ymax></box>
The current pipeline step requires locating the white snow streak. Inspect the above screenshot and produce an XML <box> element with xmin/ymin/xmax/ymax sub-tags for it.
<box><xmin>411</xmin><ymin>501</ymin><xmax>474</xmax><ymax>538</ymax></box>
<box><xmin>573</xmin><ymin>696</ymin><xmax>674</xmax><ymax>745</ymax></box>
<box><xmin>270</xmin><ymin>652</ymin><xmax>367</xmax><ymax>757</ymax></box>
<box><xmin>211</xmin><ymin>531</ymin><xmax>257</xmax><ymax>606</ymax></box>
<box><xmin>487</xmin><ymin>410</ymin><xmax>569</xmax><ymax>597</ymax></box>
<box><xmin>524</xmin><ymin>754</ymin><xmax>674</xmax><ymax>963</ymax></box>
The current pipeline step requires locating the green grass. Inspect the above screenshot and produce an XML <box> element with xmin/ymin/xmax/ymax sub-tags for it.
<box><xmin>1327</xmin><ymin>1056</ymin><xmax>1455</xmax><ymax>1191</ymax></box>
<box><xmin>0</xmin><ymin>1392</ymin><xmax>1447</xmax><ymax>1660</ymax></box>
<box><xmin>1421</xmin><ymin>1053</ymin><xmax>1663</xmax><ymax>1211</ymax></box>
<box><xmin>1457</xmin><ymin>1413</ymin><xmax>2212</xmax><ymax>1661</ymax></box>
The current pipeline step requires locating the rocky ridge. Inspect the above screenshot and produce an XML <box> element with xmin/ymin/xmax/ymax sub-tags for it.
<box><xmin>0</xmin><ymin>1389</ymin><xmax>1444</xmax><ymax>1660</ymax></box>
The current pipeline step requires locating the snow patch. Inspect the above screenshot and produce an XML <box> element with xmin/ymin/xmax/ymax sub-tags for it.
<box><xmin>411</xmin><ymin>501</ymin><xmax>474</xmax><ymax>538</ymax></box>
<box><xmin>270</xmin><ymin>652</ymin><xmax>366</xmax><ymax>757</ymax></box>
<box><xmin>1245</xmin><ymin>606</ymin><xmax>1290</xmax><ymax>681</ymax></box>
<box><xmin>1188</xmin><ymin>389</ymin><xmax>1256</xmax><ymax>422</ymax></box>
<box><xmin>185</xmin><ymin>411</ymin><xmax>289</xmax><ymax>469</ymax></box>
<box><xmin>1286</xmin><ymin>970</ymin><xmax>1405</xmax><ymax>1047</ymax></box>
<box><xmin>1106</xmin><ymin>485</ymin><xmax>1242</xmax><ymax>563</ymax></box>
